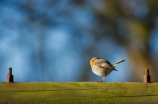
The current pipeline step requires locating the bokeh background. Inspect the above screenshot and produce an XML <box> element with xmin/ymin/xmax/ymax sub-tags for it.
<box><xmin>0</xmin><ymin>0</ymin><xmax>158</xmax><ymax>82</ymax></box>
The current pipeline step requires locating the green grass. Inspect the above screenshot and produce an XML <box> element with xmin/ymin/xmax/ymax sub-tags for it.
<box><xmin>0</xmin><ymin>82</ymin><xmax>158</xmax><ymax>103</ymax></box>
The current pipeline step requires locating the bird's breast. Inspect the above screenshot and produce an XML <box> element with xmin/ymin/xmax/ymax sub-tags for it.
<box><xmin>92</xmin><ymin>65</ymin><xmax>113</xmax><ymax>77</ymax></box>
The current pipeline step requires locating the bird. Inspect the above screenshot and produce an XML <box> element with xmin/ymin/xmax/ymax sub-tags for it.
<box><xmin>89</xmin><ymin>57</ymin><xmax>125</xmax><ymax>82</ymax></box>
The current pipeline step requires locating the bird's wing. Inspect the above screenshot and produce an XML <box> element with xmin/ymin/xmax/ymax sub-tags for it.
<box><xmin>94</xmin><ymin>60</ymin><xmax>114</xmax><ymax>69</ymax></box>
<box><xmin>100</xmin><ymin>61</ymin><xmax>114</xmax><ymax>69</ymax></box>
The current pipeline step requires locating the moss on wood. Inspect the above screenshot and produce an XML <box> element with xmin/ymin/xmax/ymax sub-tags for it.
<box><xmin>0</xmin><ymin>82</ymin><xmax>158</xmax><ymax>103</ymax></box>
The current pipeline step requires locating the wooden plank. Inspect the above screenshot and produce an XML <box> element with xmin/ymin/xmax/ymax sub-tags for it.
<box><xmin>0</xmin><ymin>82</ymin><xmax>158</xmax><ymax>103</ymax></box>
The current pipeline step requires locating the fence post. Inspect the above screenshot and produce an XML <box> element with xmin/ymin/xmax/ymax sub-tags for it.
<box><xmin>6</xmin><ymin>67</ymin><xmax>14</xmax><ymax>83</ymax></box>
<box><xmin>143</xmin><ymin>68</ymin><xmax>151</xmax><ymax>83</ymax></box>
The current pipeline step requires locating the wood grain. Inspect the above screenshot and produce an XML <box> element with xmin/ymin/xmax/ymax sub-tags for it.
<box><xmin>0</xmin><ymin>82</ymin><xmax>158</xmax><ymax>103</ymax></box>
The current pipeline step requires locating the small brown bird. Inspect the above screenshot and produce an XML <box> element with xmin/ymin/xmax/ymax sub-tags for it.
<box><xmin>89</xmin><ymin>57</ymin><xmax>125</xmax><ymax>82</ymax></box>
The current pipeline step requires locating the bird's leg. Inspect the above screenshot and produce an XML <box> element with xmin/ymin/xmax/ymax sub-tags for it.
<box><xmin>100</xmin><ymin>76</ymin><xmax>105</xmax><ymax>82</ymax></box>
<box><xmin>97</xmin><ymin>76</ymin><xmax>105</xmax><ymax>82</ymax></box>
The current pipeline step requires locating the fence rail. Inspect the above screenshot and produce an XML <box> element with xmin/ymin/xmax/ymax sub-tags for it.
<box><xmin>0</xmin><ymin>82</ymin><xmax>158</xmax><ymax>103</ymax></box>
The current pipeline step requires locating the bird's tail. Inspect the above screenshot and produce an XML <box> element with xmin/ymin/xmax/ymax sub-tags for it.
<box><xmin>112</xmin><ymin>60</ymin><xmax>125</xmax><ymax>67</ymax></box>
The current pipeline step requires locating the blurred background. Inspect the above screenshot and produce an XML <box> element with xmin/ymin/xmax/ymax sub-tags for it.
<box><xmin>0</xmin><ymin>0</ymin><xmax>158</xmax><ymax>82</ymax></box>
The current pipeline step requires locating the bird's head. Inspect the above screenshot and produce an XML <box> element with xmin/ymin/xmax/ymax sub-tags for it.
<box><xmin>89</xmin><ymin>57</ymin><xmax>100</xmax><ymax>65</ymax></box>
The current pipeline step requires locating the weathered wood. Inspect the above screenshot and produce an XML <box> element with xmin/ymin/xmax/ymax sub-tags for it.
<box><xmin>0</xmin><ymin>82</ymin><xmax>158</xmax><ymax>103</ymax></box>
<box><xmin>6</xmin><ymin>67</ymin><xmax>14</xmax><ymax>83</ymax></box>
<box><xmin>143</xmin><ymin>68</ymin><xmax>151</xmax><ymax>83</ymax></box>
